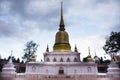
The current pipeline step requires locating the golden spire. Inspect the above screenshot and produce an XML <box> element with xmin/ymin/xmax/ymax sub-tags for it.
<box><xmin>59</xmin><ymin>2</ymin><xmax>65</xmax><ymax>31</ymax></box>
<box><xmin>30</xmin><ymin>53</ymin><xmax>36</xmax><ymax>62</ymax></box>
<box><xmin>88</xmin><ymin>47</ymin><xmax>91</xmax><ymax>56</ymax></box>
<box><xmin>46</xmin><ymin>44</ymin><xmax>49</xmax><ymax>52</ymax></box>
<box><xmin>53</xmin><ymin>2</ymin><xmax>71</xmax><ymax>52</ymax></box>
<box><xmin>74</xmin><ymin>44</ymin><xmax>78</xmax><ymax>52</ymax></box>
<box><xmin>87</xmin><ymin>47</ymin><xmax>93</xmax><ymax>62</ymax></box>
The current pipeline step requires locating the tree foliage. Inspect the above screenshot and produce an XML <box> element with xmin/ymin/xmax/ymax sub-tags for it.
<box><xmin>7</xmin><ymin>56</ymin><xmax>20</xmax><ymax>63</ymax></box>
<box><xmin>103</xmin><ymin>32</ymin><xmax>120</xmax><ymax>54</ymax></box>
<box><xmin>83</xmin><ymin>57</ymin><xmax>87</xmax><ymax>62</ymax></box>
<box><xmin>16</xmin><ymin>58</ymin><xmax>20</xmax><ymax>63</ymax></box>
<box><xmin>20</xmin><ymin>60</ymin><xmax>24</xmax><ymax>64</ymax></box>
<box><xmin>99</xmin><ymin>57</ymin><xmax>110</xmax><ymax>64</ymax></box>
<box><xmin>22</xmin><ymin>41</ymin><xmax>38</xmax><ymax>63</ymax></box>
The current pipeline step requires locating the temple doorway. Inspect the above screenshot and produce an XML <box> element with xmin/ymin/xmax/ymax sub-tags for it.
<box><xmin>59</xmin><ymin>67</ymin><xmax>64</xmax><ymax>74</ymax></box>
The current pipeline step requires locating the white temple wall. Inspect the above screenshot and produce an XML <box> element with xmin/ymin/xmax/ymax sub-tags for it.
<box><xmin>26</xmin><ymin>62</ymin><xmax>97</xmax><ymax>75</ymax></box>
<box><xmin>44</xmin><ymin>52</ymin><xmax>80</xmax><ymax>62</ymax></box>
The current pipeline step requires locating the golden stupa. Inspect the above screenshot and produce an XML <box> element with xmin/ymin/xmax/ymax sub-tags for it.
<box><xmin>53</xmin><ymin>2</ymin><xmax>71</xmax><ymax>52</ymax></box>
<box><xmin>30</xmin><ymin>53</ymin><xmax>36</xmax><ymax>62</ymax></box>
<box><xmin>87</xmin><ymin>47</ymin><xmax>93</xmax><ymax>62</ymax></box>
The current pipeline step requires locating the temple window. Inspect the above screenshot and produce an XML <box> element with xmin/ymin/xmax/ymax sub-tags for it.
<box><xmin>74</xmin><ymin>58</ymin><xmax>77</xmax><ymax>62</ymax></box>
<box><xmin>87</xmin><ymin>67</ymin><xmax>91</xmax><ymax>72</ymax></box>
<box><xmin>74</xmin><ymin>69</ymin><xmax>77</xmax><ymax>74</ymax></box>
<box><xmin>67</xmin><ymin>58</ymin><xmax>70</xmax><ymax>62</ymax></box>
<box><xmin>46</xmin><ymin>69</ymin><xmax>48</xmax><ymax>73</ymax></box>
<box><xmin>60</xmin><ymin>58</ymin><xmax>63</xmax><ymax>62</ymax></box>
<box><xmin>59</xmin><ymin>67</ymin><xmax>64</xmax><ymax>74</ymax></box>
<box><xmin>46</xmin><ymin>57</ymin><xmax>50</xmax><ymax>62</ymax></box>
<box><xmin>53</xmin><ymin>58</ymin><xmax>57</xmax><ymax>62</ymax></box>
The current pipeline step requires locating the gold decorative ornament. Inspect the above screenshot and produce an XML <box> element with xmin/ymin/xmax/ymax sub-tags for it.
<box><xmin>87</xmin><ymin>47</ymin><xmax>93</xmax><ymax>62</ymax></box>
<box><xmin>30</xmin><ymin>53</ymin><xmax>36</xmax><ymax>62</ymax></box>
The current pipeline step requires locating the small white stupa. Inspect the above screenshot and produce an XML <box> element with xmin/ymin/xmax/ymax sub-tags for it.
<box><xmin>107</xmin><ymin>54</ymin><xmax>120</xmax><ymax>77</ymax></box>
<box><xmin>2</xmin><ymin>51</ymin><xmax>16</xmax><ymax>77</ymax></box>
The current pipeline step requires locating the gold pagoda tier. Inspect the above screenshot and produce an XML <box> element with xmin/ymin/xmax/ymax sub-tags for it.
<box><xmin>30</xmin><ymin>53</ymin><xmax>36</xmax><ymax>62</ymax></box>
<box><xmin>53</xmin><ymin>2</ymin><xmax>71</xmax><ymax>52</ymax></box>
<box><xmin>87</xmin><ymin>47</ymin><xmax>93</xmax><ymax>62</ymax></box>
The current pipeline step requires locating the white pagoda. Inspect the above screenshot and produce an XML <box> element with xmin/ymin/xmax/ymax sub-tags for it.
<box><xmin>2</xmin><ymin>54</ymin><xmax>16</xmax><ymax>77</ymax></box>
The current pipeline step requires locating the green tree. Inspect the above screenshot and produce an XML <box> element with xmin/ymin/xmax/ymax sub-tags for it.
<box><xmin>16</xmin><ymin>58</ymin><xmax>20</xmax><ymax>63</ymax></box>
<box><xmin>22</xmin><ymin>41</ymin><xmax>38</xmax><ymax>63</ymax></box>
<box><xmin>7</xmin><ymin>56</ymin><xmax>11</xmax><ymax>61</ymax></box>
<box><xmin>100</xmin><ymin>57</ymin><xmax>104</xmax><ymax>63</ymax></box>
<box><xmin>3</xmin><ymin>58</ymin><xmax>7</xmax><ymax>61</ymax></box>
<box><xmin>12</xmin><ymin>56</ymin><xmax>16</xmax><ymax>63</ymax></box>
<box><xmin>7</xmin><ymin>56</ymin><xmax>16</xmax><ymax>62</ymax></box>
<box><xmin>103</xmin><ymin>32</ymin><xmax>120</xmax><ymax>54</ymax></box>
<box><xmin>21</xmin><ymin>60</ymin><xmax>24</xmax><ymax>64</ymax></box>
<box><xmin>83</xmin><ymin>57</ymin><xmax>87</xmax><ymax>62</ymax></box>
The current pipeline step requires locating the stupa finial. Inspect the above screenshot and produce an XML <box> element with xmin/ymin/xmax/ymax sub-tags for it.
<box><xmin>88</xmin><ymin>47</ymin><xmax>91</xmax><ymax>56</ymax></box>
<box><xmin>46</xmin><ymin>44</ymin><xmax>49</xmax><ymax>52</ymax></box>
<box><xmin>74</xmin><ymin>44</ymin><xmax>78</xmax><ymax>52</ymax></box>
<box><xmin>59</xmin><ymin>2</ymin><xmax>65</xmax><ymax>31</ymax></box>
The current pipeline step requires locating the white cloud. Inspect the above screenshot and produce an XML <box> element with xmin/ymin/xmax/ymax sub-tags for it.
<box><xmin>70</xmin><ymin>35</ymin><xmax>106</xmax><ymax>60</ymax></box>
<box><xmin>66</xmin><ymin>0</ymin><xmax>119</xmax><ymax>32</ymax></box>
<box><xmin>0</xmin><ymin>0</ymin><xmax>119</xmax><ymax>61</ymax></box>
<box><xmin>0</xmin><ymin>0</ymin><xmax>11</xmax><ymax>15</ymax></box>
<box><xmin>26</xmin><ymin>0</ymin><xmax>59</xmax><ymax>16</ymax></box>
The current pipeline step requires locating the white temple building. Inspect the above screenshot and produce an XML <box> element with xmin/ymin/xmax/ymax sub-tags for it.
<box><xmin>1</xmin><ymin>3</ymin><xmax>120</xmax><ymax>79</ymax></box>
<box><xmin>25</xmin><ymin>2</ymin><xmax>98</xmax><ymax>75</ymax></box>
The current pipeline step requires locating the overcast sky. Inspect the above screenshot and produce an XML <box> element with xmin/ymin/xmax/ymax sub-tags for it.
<box><xmin>0</xmin><ymin>0</ymin><xmax>119</xmax><ymax>61</ymax></box>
